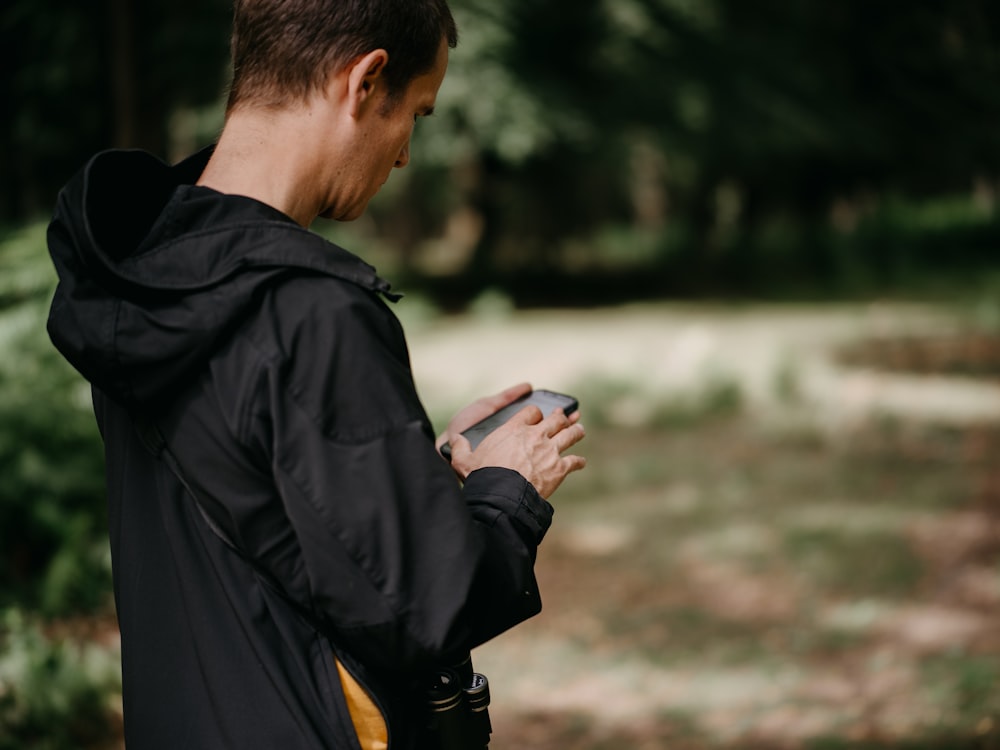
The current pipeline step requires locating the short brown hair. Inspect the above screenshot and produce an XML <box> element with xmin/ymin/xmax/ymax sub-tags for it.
<box><xmin>226</xmin><ymin>0</ymin><xmax>458</xmax><ymax>112</ymax></box>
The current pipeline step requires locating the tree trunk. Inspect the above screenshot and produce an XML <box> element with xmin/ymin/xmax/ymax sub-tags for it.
<box><xmin>108</xmin><ymin>0</ymin><xmax>137</xmax><ymax>148</ymax></box>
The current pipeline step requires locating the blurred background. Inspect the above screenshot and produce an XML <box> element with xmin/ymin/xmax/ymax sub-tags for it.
<box><xmin>2</xmin><ymin>1</ymin><xmax>999</xmax><ymax>748</ymax></box>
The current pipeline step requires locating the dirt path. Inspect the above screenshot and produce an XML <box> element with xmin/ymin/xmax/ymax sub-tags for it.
<box><xmin>407</xmin><ymin>301</ymin><xmax>1000</xmax><ymax>430</ymax></box>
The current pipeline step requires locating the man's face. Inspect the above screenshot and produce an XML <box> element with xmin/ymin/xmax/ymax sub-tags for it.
<box><xmin>327</xmin><ymin>39</ymin><xmax>449</xmax><ymax>221</ymax></box>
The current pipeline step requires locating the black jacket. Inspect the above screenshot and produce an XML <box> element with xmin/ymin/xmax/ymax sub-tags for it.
<box><xmin>46</xmin><ymin>148</ymin><xmax>553</xmax><ymax>749</ymax></box>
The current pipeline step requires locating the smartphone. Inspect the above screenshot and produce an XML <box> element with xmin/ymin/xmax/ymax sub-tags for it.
<box><xmin>441</xmin><ymin>389</ymin><xmax>579</xmax><ymax>461</ymax></box>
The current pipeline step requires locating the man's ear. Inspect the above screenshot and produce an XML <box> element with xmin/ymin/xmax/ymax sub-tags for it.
<box><xmin>347</xmin><ymin>49</ymin><xmax>389</xmax><ymax>118</ymax></box>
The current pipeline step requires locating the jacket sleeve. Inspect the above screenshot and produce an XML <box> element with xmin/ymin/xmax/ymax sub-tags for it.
<box><xmin>264</xmin><ymin>286</ymin><xmax>553</xmax><ymax>675</ymax></box>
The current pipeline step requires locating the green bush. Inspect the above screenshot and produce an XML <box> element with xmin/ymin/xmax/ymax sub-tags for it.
<box><xmin>0</xmin><ymin>609</ymin><xmax>120</xmax><ymax>750</ymax></box>
<box><xmin>0</xmin><ymin>224</ymin><xmax>110</xmax><ymax>616</ymax></box>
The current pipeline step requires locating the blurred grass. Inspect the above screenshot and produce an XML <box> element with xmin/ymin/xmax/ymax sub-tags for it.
<box><xmin>475</xmin><ymin>404</ymin><xmax>1000</xmax><ymax>749</ymax></box>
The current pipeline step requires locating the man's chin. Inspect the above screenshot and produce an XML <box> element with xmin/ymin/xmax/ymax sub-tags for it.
<box><xmin>320</xmin><ymin>204</ymin><xmax>366</xmax><ymax>222</ymax></box>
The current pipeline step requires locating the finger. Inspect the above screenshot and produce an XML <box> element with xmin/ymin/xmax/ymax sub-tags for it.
<box><xmin>499</xmin><ymin>382</ymin><xmax>533</xmax><ymax>402</ymax></box>
<box><xmin>509</xmin><ymin>404</ymin><xmax>544</xmax><ymax>426</ymax></box>
<box><xmin>448</xmin><ymin>383</ymin><xmax>534</xmax><ymax>437</ymax></box>
<box><xmin>553</xmin><ymin>422</ymin><xmax>586</xmax><ymax>452</ymax></box>
<box><xmin>445</xmin><ymin>433</ymin><xmax>473</xmax><ymax>471</ymax></box>
<box><xmin>484</xmin><ymin>382</ymin><xmax>532</xmax><ymax>412</ymax></box>
<box><xmin>540</xmin><ymin>408</ymin><xmax>572</xmax><ymax>438</ymax></box>
<box><xmin>561</xmin><ymin>454</ymin><xmax>588</xmax><ymax>474</ymax></box>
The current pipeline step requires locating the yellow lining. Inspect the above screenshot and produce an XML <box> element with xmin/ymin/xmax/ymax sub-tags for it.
<box><xmin>335</xmin><ymin>656</ymin><xmax>389</xmax><ymax>750</ymax></box>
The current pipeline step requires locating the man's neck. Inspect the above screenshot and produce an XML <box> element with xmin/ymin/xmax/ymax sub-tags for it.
<box><xmin>198</xmin><ymin>106</ymin><xmax>336</xmax><ymax>227</ymax></box>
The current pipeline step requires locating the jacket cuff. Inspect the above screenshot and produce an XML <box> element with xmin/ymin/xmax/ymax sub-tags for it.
<box><xmin>463</xmin><ymin>467</ymin><xmax>555</xmax><ymax>543</ymax></box>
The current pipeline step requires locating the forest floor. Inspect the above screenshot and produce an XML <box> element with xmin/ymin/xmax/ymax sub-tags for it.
<box><xmin>406</xmin><ymin>300</ymin><xmax>1000</xmax><ymax>750</ymax></box>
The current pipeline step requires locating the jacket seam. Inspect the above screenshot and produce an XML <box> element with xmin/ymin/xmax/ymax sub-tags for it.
<box><xmin>235</xmin><ymin>304</ymin><xmax>427</xmax><ymax>447</ymax></box>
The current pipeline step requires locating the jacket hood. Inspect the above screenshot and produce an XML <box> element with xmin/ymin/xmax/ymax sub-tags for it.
<box><xmin>47</xmin><ymin>147</ymin><xmax>398</xmax><ymax>408</ymax></box>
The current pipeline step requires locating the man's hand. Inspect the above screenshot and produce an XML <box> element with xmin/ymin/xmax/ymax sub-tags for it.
<box><xmin>438</xmin><ymin>383</ymin><xmax>587</xmax><ymax>499</ymax></box>
<box><xmin>435</xmin><ymin>382</ymin><xmax>533</xmax><ymax>454</ymax></box>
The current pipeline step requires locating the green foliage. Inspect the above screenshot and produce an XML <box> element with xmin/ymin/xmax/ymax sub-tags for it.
<box><xmin>782</xmin><ymin>526</ymin><xmax>924</xmax><ymax>598</ymax></box>
<box><xmin>397</xmin><ymin>0</ymin><xmax>1000</xmax><ymax>298</ymax></box>
<box><xmin>968</xmin><ymin>273</ymin><xmax>1000</xmax><ymax>332</ymax></box>
<box><xmin>919</xmin><ymin>652</ymin><xmax>1000</xmax><ymax>733</ymax></box>
<box><xmin>0</xmin><ymin>224</ymin><xmax>110</xmax><ymax>616</ymax></box>
<box><xmin>0</xmin><ymin>609</ymin><xmax>120</xmax><ymax>750</ymax></box>
<box><xmin>0</xmin><ymin>225</ymin><xmax>56</xmax><ymax>307</ymax></box>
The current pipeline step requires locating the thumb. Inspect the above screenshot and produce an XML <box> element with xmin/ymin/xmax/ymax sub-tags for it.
<box><xmin>448</xmin><ymin>434</ymin><xmax>472</xmax><ymax>482</ymax></box>
<box><xmin>448</xmin><ymin>432</ymin><xmax>472</xmax><ymax>463</ymax></box>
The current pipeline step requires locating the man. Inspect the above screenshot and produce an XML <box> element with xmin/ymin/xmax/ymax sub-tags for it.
<box><xmin>45</xmin><ymin>0</ymin><xmax>586</xmax><ymax>748</ymax></box>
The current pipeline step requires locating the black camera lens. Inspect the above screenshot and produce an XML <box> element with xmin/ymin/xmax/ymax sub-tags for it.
<box><xmin>424</xmin><ymin>657</ymin><xmax>493</xmax><ymax>749</ymax></box>
<box><xmin>465</xmin><ymin>673</ymin><xmax>490</xmax><ymax>713</ymax></box>
<box><xmin>427</xmin><ymin>669</ymin><xmax>469</xmax><ymax>749</ymax></box>
<box><xmin>465</xmin><ymin>672</ymin><xmax>492</xmax><ymax>740</ymax></box>
<box><xmin>427</xmin><ymin>669</ymin><xmax>464</xmax><ymax>711</ymax></box>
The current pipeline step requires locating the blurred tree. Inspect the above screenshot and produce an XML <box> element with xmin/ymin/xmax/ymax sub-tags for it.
<box><xmin>649</xmin><ymin>0</ymin><xmax>1000</xmax><ymax>265</ymax></box>
<box><xmin>397</xmin><ymin>0</ymin><xmax>629</xmax><ymax>282</ymax></box>
<box><xmin>397</xmin><ymin>0</ymin><xmax>1000</xmax><ymax>296</ymax></box>
<box><xmin>0</xmin><ymin>0</ymin><xmax>230</xmax><ymax>222</ymax></box>
<box><xmin>4</xmin><ymin>0</ymin><xmax>1000</xmax><ymax>294</ymax></box>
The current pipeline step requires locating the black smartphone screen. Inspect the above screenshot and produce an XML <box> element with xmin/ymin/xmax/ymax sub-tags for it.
<box><xmin>441</xmin><ymin>389</ymin><xmax>578</xmax><ymax>460</ymax></box>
